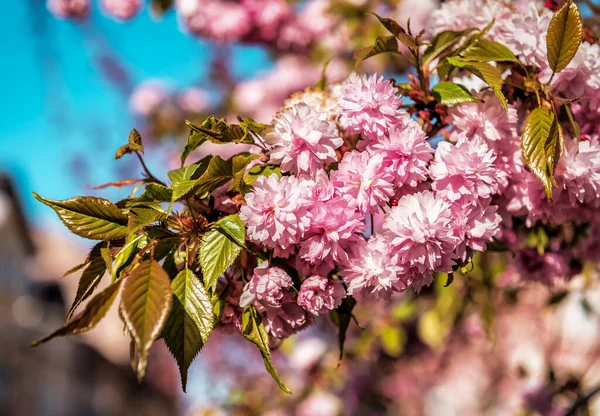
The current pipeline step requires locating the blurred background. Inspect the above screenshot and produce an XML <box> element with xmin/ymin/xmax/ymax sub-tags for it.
<box><xmin>4</xmin><ymin>1</ymin><xmax>600</xmax><ymax>415</ymax></box>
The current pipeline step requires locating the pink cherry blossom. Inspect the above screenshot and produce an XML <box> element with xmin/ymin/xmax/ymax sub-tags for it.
<box><xmin>129</xmin><ymin>80</ymin><xmax>168</xmax><ymax>116</ymax></box>
<box><xmin>239</xmin><ymin>173</ymin><xmax>310</xmax><ymax>257</ymax></box>
<box><xmin>430</xmin><ymin>136</ymin><xmax>499</xmax><ymax>205</ymax></box>
<box><xmin>382</xmin><ymin>191</ymin><xmax>459</xmax><ymax>274</ymax></box>
<box><xmin>239</xmin><ymin>261</ymin><xmax>293</xmax><ymax>308</ymax></box>
<box><xmin>264</xmin><ymin>103</ymin><xmax>342</xmax><ymax>176</ymax></box>
<box><xmin>338</xmin><ymin>73</ymin><xmax>404</xmax><ymax>140</ymax></box>
<box><xmin>340</xmin><ymin>236</ymin><xmax>408</xmax><ymax>300</ymax></box>
<box><xmin>367</xmin><ymin>122</ymin><xmax>433</xmax><ymax>188</ymax></box>
<box><xmin>258</xmin><ymin>293</ymin><xmax>313</xmax><ymax>338</ymax></box>
<box><xmin>559</xmin><ymin>136</ymin><xmax>600</xmax><ymax>206</ymax></box>
<box><xmin>297</xmin><ymin>276</ymin><xmax>345</xmax><ymax>316</ymax></box>
<box><xmin>299</xmin><ymin>198</ymin><xmax>366</xmax><ymax>269</ymax></box>
<box><xmin>331</xmin><ymin>150</ymin><xmax>395</xmax><ymax>214</ymax></box>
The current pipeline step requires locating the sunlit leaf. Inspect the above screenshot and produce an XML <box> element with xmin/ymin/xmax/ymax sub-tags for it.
<box><xmin>241</xmin><ymin>305</ymin><xmax>291</xmax><ymax>394</ymax></box>
<box><xmin>120</xmin><ymin>260</ymin><xmax>172</xmax><ymax>382</ymax></box>
<box><xmin>459</xmin><ymin>38</ymin><xmax>519</xmax><ymax>63</ymax></box>
<box><xmin>330</xmin><ymin>296</ymin><xmax>356</xmax><ymax>362</ymax></box>
<box><xmin>31</xmin><ymin>280</ymin><xmax>122</xmax><ymax>347</ymax></box>
<box><xmin>169</xmin><ymin>163</ymin><xmax>201</xmax><ymax>202</ymax></box>
<box><xmin>446</xmin><ymin>58</ymin><xmax>507</xmax><ymax>111</ymax></box>
<box><xmin>521</xmin><ymin>108</ymin><xmax>559</xmax><ymax>198</ymax></box>
<box><xmin>431</xmin><ymin>82</ymin><xmax>483</xmax><ymax>105</ymax></box>
<box><xmin>199</xmin><ymin>214</ymin><xmax>245</xmax><ymax>291</ymax></box>
<box><xmin>115</xmin><ymin>129</ymin><xmax>144</xmax><ymax>160</ymax></box>
<box><xmin>423</xmin><ymin>28</ymin><xmax>476</xmax><ymax>65</ymax></box>
<box><xmin>162</xmin><ymin>269</ymin><xmax>213</xmax><ymax>391</ymax></box>
<box><xmin>33</xmin><ymin>193</ymin><xmax>128</xmax><ymax>240</ymax></box>
<box><xmin>67</xmin><ymin>256</ymin><xmax>107</xmax><ymax>320</ymax></box>
<box><xmin>547</xmin><ymin>0</ymin><xmax>583</xmax><ymax>74</ymax></box>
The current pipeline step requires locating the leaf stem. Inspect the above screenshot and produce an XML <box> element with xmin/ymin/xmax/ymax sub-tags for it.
<box><xmin>135</xmin><ymin>151</ymin><xmax>166</xmax><ymax>186</ymax></box>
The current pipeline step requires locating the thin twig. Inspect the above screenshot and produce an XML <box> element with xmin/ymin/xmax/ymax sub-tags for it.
<box><xmin>564</xmin><ymin>384</ymin><xmax>600</xmax><ymax>416</ymax></box>
<box><xmin>135</xmin><ymin>151</ymin><xmax>166</xmax><ymax>186</ymax></box>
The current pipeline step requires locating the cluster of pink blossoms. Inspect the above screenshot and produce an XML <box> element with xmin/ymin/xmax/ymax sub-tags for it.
<box><xmin>232</xmin><ymin>72</ymin><xmax>509</xmax><ymax>337</ymax></box>
<box><xmin>47</xmin><ymin>0</ymin><xmax>142</xmax><ymax>20</ymax></box>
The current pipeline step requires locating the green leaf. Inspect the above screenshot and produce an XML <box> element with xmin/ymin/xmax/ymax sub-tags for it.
<box><xmin>370</xmin><ymin>13</ymin><xmax>418</xmax><ymax>50</ymax></box>
<box><xmin>229</xmin><ymin>153</ymin><xmax>261</xmax><ymax>192</ymax></box>
<box><xmin>241</xmin><ymin>305</ymin><xmax>291</xmax><ymax>394</ymax></box>
<box><xmin>129</xmin><ymin>183</ymin><xmax>173</xmax><ymax>207</ymax></box>
<box><xmin>120</xmin><ymin>260</ymin><xmax>172</xmax><ymax>382</ymax></box>
<box><xmin>446</xmin><ymin>58</ymin><xmax>507</xmax><ymax>111</ymax></box>
<box><xmin>31</xmin><ymin>280</ymin><xmax>122</xmax><ymax>347</ymax></box>
<box><xmin>459</xmin><ymin>39</ymin><xmax>519</xmax><ymax>63</ymax></box>
<box><xmin>67</xmin><ymin>256</ymin><xmax>107</xmax><ymax>320</ymax></box>
<box><xmin>115</xmin><ymin>129</ymin><xmax>144</xmax><ymax>160</ymax></box>
<box><xmin>521</xmin><ymin>108</ymin><xmax>560</xmax><ymax>199</ymax></box>
<box><xmin>128</xmin><ymin>207</ymin><xmax>167</xmax><ymax>234</ymax></box>
<box><xmin>162</xmin><ymin>269</ymin><xmax>213</xmax><ymax>391</ymax></box>
<box><xmin>199</xmin><ymin>215</ymin><xmax>245</xmax><ymax>291</ymax></box>
<box><xmin>33</xmin><ymin>193</ymin><xmax>128</xmax><ymax>240</ymax></box>
<box><xmin>187</xmin><ymin>116</ymin><xmax>263</xmax><ymax>146</ymax></box>
<box><xmin>330</xmin><ymin>296</ymin><xmax>356</xmax><ymax>362</ymax></box>
<box><xmin>423</xmin><ymin>28</ymin><xmax>476</xmax><ymax>66</ymax></box>
<box><xmin>354</xmin><ymin>36</ymin><xmax>400</xmax><ymax>66</ymax></box>
<box><xmin>431</xmin><ymin>82</ymin><xmax>483</xmax><ymax>105</ymax></box>
<box><xmin>547</xmin><ymin>0</ymin><xmax>583</xmax><ymax>74</ymax></box>
<box><xmin>169</xmin><ymin>163</ymin><xmax>201</xmax><ymax>202</ymax></box>
<box><xmin>244</xmin><ymin>164</ymin><xmax>282</xmax><ymax>186</ymax></box>
<box><xmin>112</xmin><ymin>234</ymin><xmax>146</xmax><ymax>281</ymax></box>
<box><xmin>211</xmin><ymin>284</ymin><xmax>229</xmax><ymax>328</ymax></box>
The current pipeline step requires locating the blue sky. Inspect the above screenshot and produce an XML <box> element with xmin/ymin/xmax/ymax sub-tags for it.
<box><xmin>0</xmin><ymin>1</ymin><xmax>271</xmax><ymax>227</ymax></box>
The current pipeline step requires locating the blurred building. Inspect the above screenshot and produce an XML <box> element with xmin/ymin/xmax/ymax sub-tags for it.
<box><xmin>0</xmin><ymin>174</ymin><xmax>178</xmax><ymax>416</ymax></box>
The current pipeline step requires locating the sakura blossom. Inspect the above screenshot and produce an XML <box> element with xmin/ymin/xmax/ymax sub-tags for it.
<box><xmin>264</xmin><ymin>103</ymin><xmax>342</xmax><ymax>176</ymax></box>
<box><xmin>101</xmin><ymin>0</ymin><xmax>142</xmax><ymax>21</ymax></box>
<box><xmin>239</xmin><ymin>261</ymin><xmax>293</xmax><ymax>308</ymax></box>
<box><xmin>338</xmin><ymin>73</ymin><xmax>405</xmax><ymax>140</ymax></box>
<box><xmin>297</xmin><ymin>275</ymin><xmax>345</xmax><ymax>316</ymax></box>
<box><xmin>47</xmin><ymin>0</ymin><xmax>89</xmax><ymax>19</ymax></box>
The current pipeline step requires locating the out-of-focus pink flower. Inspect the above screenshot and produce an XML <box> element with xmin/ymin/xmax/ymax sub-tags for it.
<box><xmin>341</xmin><ymin>236</ymin><xmax>408</xmax><ymax>300</ymax></box>
<box><xmin>297</xmin><ymin>391</ymin><xmax>342</xmax><ymax>416</ymax></box>
<box><xmin>239</xmin><ymin>261</ymin><xmax>293</xmax><ymax>308</ymax></box>
<box><xmin>332</xmin><ymin>150</ymin><xmax>395</xmax><ymax>214</ymax></box>
<box><xmin>177</xmin><ymin>87</ymin><xmax>211</xmax><ymax>114</ymax></box>
<box><xmin>299</xmin><ymin>198</ymin><xmax>366</xmax><ymax>269</ymax></box>
<box><xmin>264</xmin><ymin>103</ymin><xmax>342</xmax><ymax>176</ymax></box>
<box><xmin>240</xmin><ymin>173</ymin><xmax>310</xmax><ymax>258</ymax></box>
<box><xmin>297</xmin><ymin>276</ymin><xmax>345</xmax><ymax>315</ymax></box>
<box><xmin>47</xmin><ymin>0</ymin><xmax>89</xmax><ymax>19</ymax></box>
<box><xmin>430</xmin><ymin>136</ymin><xmax>499</xmax><ymax>205</ymax></box>
<box><xmin>382</xmin><ymin>191</ymin><xmax>459</xmax><ymax>274</ymax></box>
<box><xmin>129</xmin><ymin>80</ymin><xmax>168</xmax><ymax>116</ymax></box>
<box><xmin>368</xmin><ymin>122</ymin><xmax>433</xmax><ymax>188</ymax></box>
<box><xmin>514</xmin><ymin>249</ymin><xmax>570</xmax><ymax>286</ymax></box>
<box><xmin>101</xmin><ymin>0</ymin><xmax>142</xmax><ymax>21</ymax></box>
<box><xmin>338</xmin><ymin>73</ymin><xmax>404</xmax><ymax>140</ymax></box>
<box><xmin>243</xmin><ymin>0</ymin><xmax>291</xmax><ymax>40</ymax></box>
<box><xmin>177</xmin><ymin>0</ymin><xmax>252</xmax><ymax>42</ymax></box>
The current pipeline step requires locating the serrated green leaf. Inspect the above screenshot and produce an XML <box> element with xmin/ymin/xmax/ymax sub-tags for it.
<box><xmin>354</xmin><ymin>36</ymin><xmax>400</xmax><ymax>66</ymax></box>
<box><xmin>431</xmin><ymin>82</ymin><xmax>483</xmax><ymax>105</ymax></box>
<box><xmin>181</xmin><ymin>117</ymin><xmax>226</xmax><ymax>165</ymax></box>
<box><xmin>162</xmin><ymin>269</ymin><xmax>213</xmax><ymax>391</ymax></box>
<box><xmin>129</xmin><ymin>183</ymin><xmax>173</xmax><ymax>208</ymax></box>
<box><xmin>229</xmin><ymin>153</ymin><xmax>261</xmax><ymax>192</ymax></box>
<box><xmin>423</xmin><ymin>28</ymin><xmax>476</xmax><ymax>66</ymax></box>
<box><xmin>446</xmin><ymin>58</ymin><xmax>507</xmax><ymax>111</ymax></box>
<box><xmin>547</xmin><ymin>0</ymin><xmax>583</xmax><ymax>74</ymax></box>
<box><xmin>459</xmin><ymin>38</ymin><xmax>519</xmax><ymax>63</ymax></box>
<box><xmin>120</xmin><ymin>260</ymin><xmax>172</xmax><ymax>382</ymax></box>
<box><xmin>545</xmin><ymin>116</ymin><xmax>564</xmax><ymax>181</ymax></box>
<box><xmin>33</xmin><ymin>193</ymin><xmax>128</xmax><ymax>240</ymax></box>
<box><xmin>521</xmin><ymin>108</ymin><xmax>558</xmax><ymax>198</ymax></box>
<box><xmin>128</xmin><ymin>207</ymin><xmax>167</xmax><ymax>234</ymax></box>
<box><xmin>199</xmin><ymin>214</ymin><xmax>245</xmax><ymax>291</ymax></box>
<box><xmin>241</xmin><ymin>305</ymin><xmax>291</xmax><ymax>394</ymax></box>
<box><xmin>31</xmin><ymin>280</ymin><xmax>122</xmax><ymax>347</ymax></box>
<box><xmin>67</xmin><ymin>256</ymin><xmax>107</xmax><ymax>320</ymax></box>
<box><xmin>211</xmin><ymin>284</ymin><xmax>229</xmax><ymax>328</ymax></box>
<box><xmin>169</xmin><ymin>163</ymin><xmax>201</xmax><ymax>202</ymax></box>
<box><xmin>112</xmin><ymin>234</ymin><xmax>146</xmax><ymax>281</ymax></box>
<box><xmin>370</xmin><ymin>13</ymin><xmax>417</xmax><ymax>50</ymax></box>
